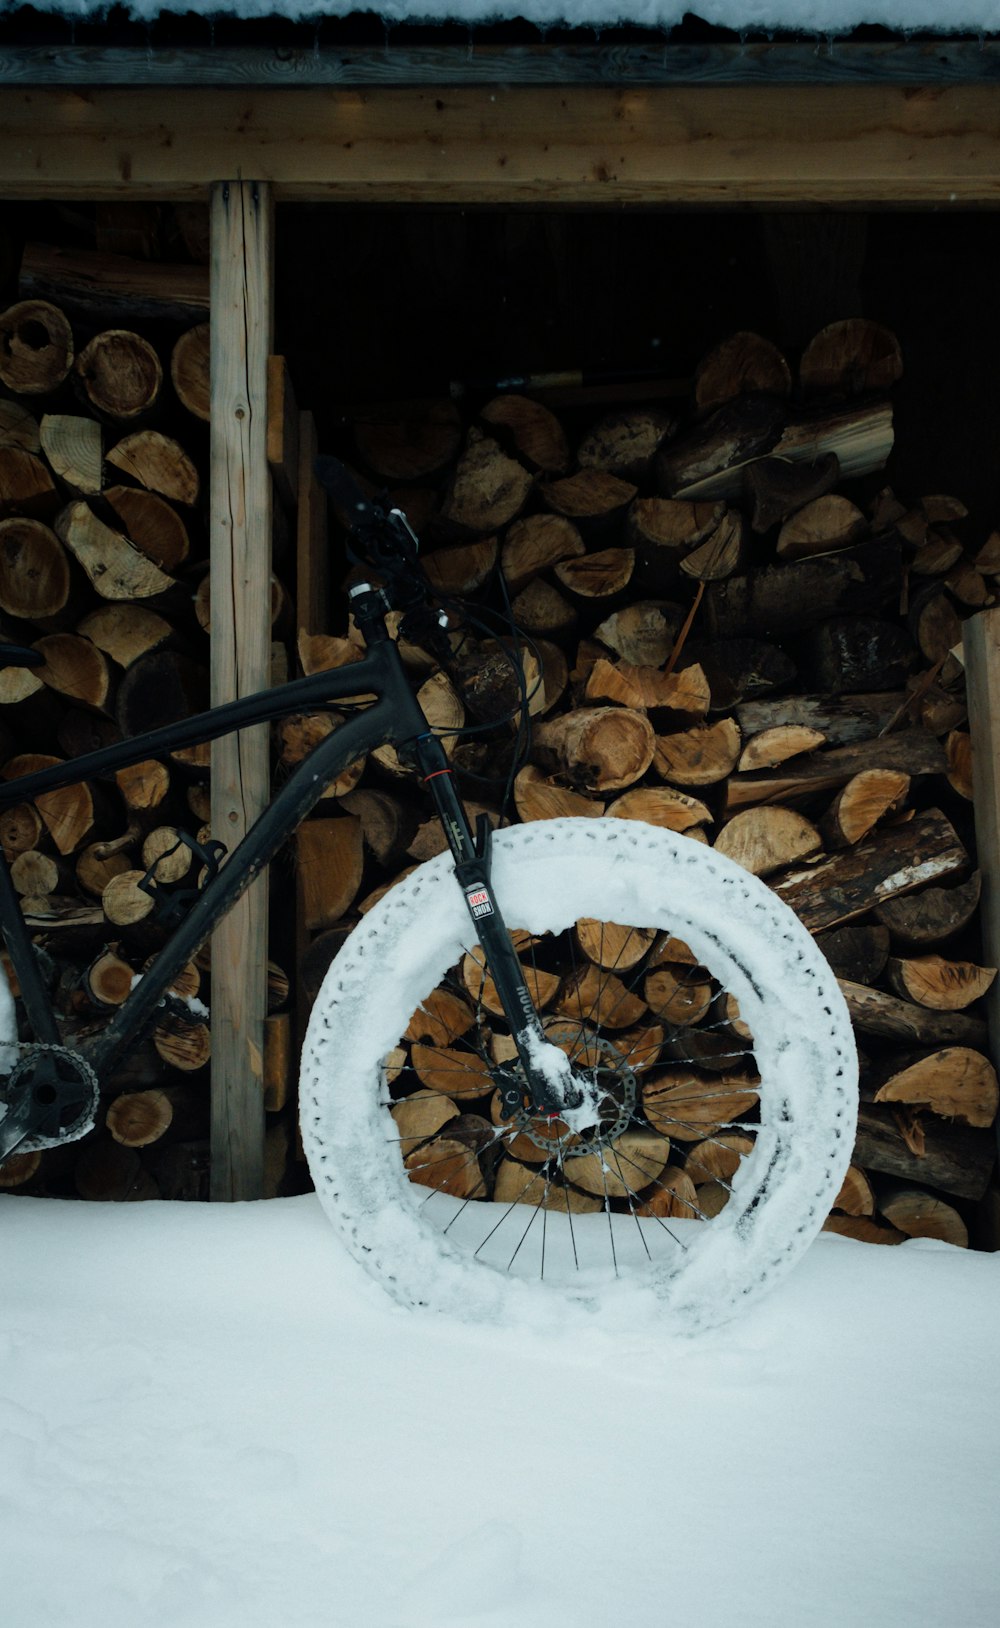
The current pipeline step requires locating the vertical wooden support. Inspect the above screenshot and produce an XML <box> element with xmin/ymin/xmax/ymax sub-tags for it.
<box><xmin>209</xmin><ymin>180</ymin><xmax>274</xmax><ymax>1200</ymax></box>
<box><xmin>965</xmin><ymin>608</ymin><xmax>1000</xmax><ymax>1081</ymax></box>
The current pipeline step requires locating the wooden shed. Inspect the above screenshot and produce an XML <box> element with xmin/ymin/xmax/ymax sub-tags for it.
<box><xmin>1</xmin><ymin>5</ymin><xmax>999</xmax><ymax>1244</ymax></box>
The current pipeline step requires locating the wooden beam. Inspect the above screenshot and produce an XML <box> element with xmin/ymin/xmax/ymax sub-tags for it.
<box><xmin>209</xmin><ymin>179</ymin><xmax>274</xmax><ymax>1202</ymax></box>
<box><xmin>964</xmin><ymin>608</ymin><xmax>1000</xmax><ymax>1093</ymax></box>
<box><xmin>6</xmin><ymin>41</ymin><xmax>1000</xmax><ymax>90</ymax></box>
<box><xmin>5</xmin><ymin>84</ymin><xmax>1000</xmax><ymax>204</ymax></box>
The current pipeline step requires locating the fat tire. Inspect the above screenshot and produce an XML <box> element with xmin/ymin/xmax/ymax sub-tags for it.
<box><xmin>299</xmin><ymin>819</ymin><xmax>858</xmax><ymax>1331</ymax></box>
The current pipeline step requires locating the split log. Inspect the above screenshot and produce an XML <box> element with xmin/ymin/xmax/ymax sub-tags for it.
<box><xmin>480</xmin><ymin>393</ymin><xmax>570</xmax><ymax>475</ymax></box>
<box><xmin>771</xmin><ymin>807</ymin><xmax>968</xmax><ymax>932</ymax></box>
<box><xmin>78</xmin><ymin>603</ymin><xmax>174</xmax><ymax>670</ymax></box>
<box><xmin>567</xmin><ymin>1130</ymin><xmax>671</xmax><ymax>1199</ymax></box>
<box><xmin>818</xmin><ymin>768</ymin><xmax>909</xmax><ymax>848</ymax></box>
<box><xmin>0</xmin><ymin>399</ymin><xmax>40</xmax><ymax>452</ymax></box>
<box><xmin>644</xmin><ymin>967</ymin><xmax>713</xmax><ymax>1026</ymax></box>
<box><xmin>75</xmin><ymin>839</ymin><xmax>135</xmax><ymax>897</ymax></box>
<box><xmin>885</xmin><ymin>955</ymin><xmax>996</xmax><ymax>1012</ymax></box>
<box><xmin>872</xmin><ymin>1047</ymin><xmax>999</xmax><ymax>1128</ymax></box>
<box><xmin>909</xmin><ymin>588</ymin><xmax>962</xmax><ymax>666</ymax></box>
<box><xmin>607</xmin><ymin>785</ymin><xmax>711</xmax><ymax>833</ymax></box>
<box><xmin>576</xmin><ymin>409</ymin><xmax>676</xmax><ymax>482</ymax></box>
<box><xmin>684</xmin><ymin>1130</ymin><xmax>756</xmax><ymax>1185</ymax></box>
<box><xmin>33</xmin><ymin>633</ymin><xmax>111</xmax><ymax>712</ymax></box>
<box><xmin>441</xmin><ymin>427</ymin><xmax>533</xmax><ymax>534</ymax></box>
<box><xmin>531</xmin><ymin>707</ymin><xmax>655</xmax><ymax>793</ymax></box>
<box><xmin>854</xmin><ymin>1102</ymin><xmax>996</xmax><ymax>1202</ymax></box>
<box><xmin>744</xmin><ymin>453</ymin><xmax>840</xmax><ymax>532</ymax></box>
<box><xmin>56</xmin><ymin>501</ymin><xmax>176</xmax><ymax>601</ymax></box>
<box><xmin>694</xmin><ymin>331</ymin><xmax>791</xmax><ymax>415</ymax></box>
<box><xmin>575</xmin><ymin>919</ymin><xmax>656</xmax><ymax>971</ymax></box>
<box><xmin>372</xmin><ymin>672</ymin><xmax>462</xmax><ymax>777</ymax></box>
<box><xmin>874</xmin><ymin>871</ymin><xmax>982</xmax><ymax>948</ymax></box>
<box><xmin>153</xmin><ymin>1011</ymin><xmax>211</xmax><ymax>1073</ymax></box>
<box><xmin>39</xmin><ymin>415</ymin><xmax>103</xmax><ymax>496</ymax></box>
<box><xmin>833</xmin><ymin>1164</ymin><xmax>876</xmax><ymax>1216</ymax></box>
<box><xmin>103</xmin><ymin>486</ymin><xmax>191</xmax><ymax>570</ymax></box>
<box><xmin>0</xmin><ymin>299</ymin><xmax>74</xmax><ymax>394</ymax></box>
<box><xmin>798</xmin><ymin>318</ymin><xmax>903</xmax><ymax>398</ymax></box>
<box><xmin>404</xmin><ymin>1114</ymin><xmax>493</xmax><ymax>1198</ymax></box>
<box><xmin>822</xmin><ymin>1214</ymin><xmax>904</xmax><ymax>1244</ymax></box>
<box><xmin>338</xmin><ymin>787</ymin><xmax>415</xmax><ymax>866</ymax></box>
<box><xmin>81</xmin><ymin>945</ymin><xmax>135</xmax><ymax>1009</ymax></box>
<box><xmin>555</xmin><ymin>961</ymin><xmax>647</xmax><ymax>1029</ymax></box>
<box><xmin>74</xmin><ymin>330</ymin><xmax>163</xmax><ymax>421</ymax></box>
<box><xmin>105</xmin><ymin>431</ymin><xmax>200</xmax><ymax>507</ymax></box>
<box><xmin>594</xmin><ymin>601</ymin><xmax>683</xmax><ymax>667</ymax></box>
<box><xmin>815</xmin><ymin>925</ymin><xmax>890</xmax><ymax>984</ymax></box>
<box><xmin>738</xmin><ymin>724</ymin><xmax>825</xmax><ymax>772</ymax></box>
<box><xmin>0</xmin><ymin>518</ymin><xmax>71</xmax><ymax>621</ymax></box>
<box><xmin>422</xmin><ymin>537</ymin><xmax>499</xmax><ymax>597</ymax></box>
<box><xmin>392</xmin><ymin>1089</ymin><xmax>460</xmax><ymax>1151</ymax></box>
<box><xmin>540</xmin><ymin>469</ymin><xmax>636</xmax><ymax>535</ymax></box>
<box><xmin>679</xmin><ymin>511</ymin><xmax>747</xmax><ymax>582</ymax></box>
<box><xmin>501</xmin><ymin>514</ymin><xmax>586</xmax><ymax>599</ymax></box>
<box><xmin>628</xmin><ymin>496</ymin><xmax>723</xmax><ymax>587</ymax></box>
<box><xmin>584</xmin><ymin>657</ymin><xmax>709</xmax><ymax>714</ymax></box>
<box><xmin>513</xmin><ymin>764</ymin><xmax>603</xmax><ymax>822</ymax></box>
<box><xmin>170</xmin><ymin>323</ymin><xmax>211</xmax><ymax>421</ymax></box>
<box><xmin>0</xmin><ymin>448</ymin><xmax>58</xmax><ymax>518</ymax></box>
<box><xmin>876</xmin><ymin>1184</ymin><xmax>968</xmax><ymax>1247</ymax></box>
<box><xmin>2</xmin><ymin>753</ymin><xmax>95</xmax><ymax>855</ymax></box>
<box><xmin>775</xmin><ymin>494</ymin><xmax>867</xmax><ymax>561</ymax></box>
<box><xmin>461</xmin><ymin>950</ymin><xmax>559</xmax><ymax>1021</ymax></box>
<box><xmin>354</xmin><ymin>397</ymin><xmax>462</xmax><ymax>482</ymax></box>
<box><xmin>510</xmin><ymin>578</ymin><xmax>577</xmax><ymax>638</ymax></box>
<box><xmin>102</xmin><ymin>869</ymin><xmax>156</xmax><ymax>928</ymax></box>
<box><xmin>838</xmin><ymin>980</ymin><xmax>989</xmax><ymax>1050</ymax></box>
<box><xmin>553</xmin><ymin>546</ymin><xmax>636</xmax><ymax>604</ymax></box>
<box><xmin>653</xmin><ymin>717</ymin><xmax>741</xmax><ymax>786</ymax></box>
<box><xmin>295</xmin><ymin>816</ymin><xmax>364</xmax><ymax>930</ymax></box>
<box><xmin>725</xmin><ymin>729</ymin><xmax>945</xmax><ymax>812</ymax></box>
<box><xmin>642</xmin><ymin>1071</ymin><xmax>759</xmax><ymax>1140</ymax></box>
<box><xmin>714</xmin><ymin>806</ymin><xmax>822</xmax><ymax>877</ymax></box>
<box><xmin>945</xmin><ymin>730</ymin><xmax>974</xmax><ymax>800</ymax></box>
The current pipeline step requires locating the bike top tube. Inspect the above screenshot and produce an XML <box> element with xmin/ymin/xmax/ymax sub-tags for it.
<box><xmin>0</xmin><ymin>639</ymin><xmax>406</xmax><ymax>810</ymax></box>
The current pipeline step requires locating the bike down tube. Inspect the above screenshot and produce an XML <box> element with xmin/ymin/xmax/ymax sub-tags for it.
<box><xmin>82</xmin><ymin>693</ymin><xmax>407</xmax><ymax>1080</ymax></box>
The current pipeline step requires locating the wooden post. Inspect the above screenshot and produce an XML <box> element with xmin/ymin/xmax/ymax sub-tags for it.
<box><xmin>965</xmin><ymin>608</ymin><xmax>1000</xmax><ymax>1083</ymax></box>
<box><xmin>209</xmin><ymin>180</ymin><xmax>274</xmax><ymax>1200</ymax></box>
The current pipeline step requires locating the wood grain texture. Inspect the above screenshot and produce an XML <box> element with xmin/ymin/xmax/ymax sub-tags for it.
<box><xmin>3</xmin><ymin>85</ymin><xmax>1000</xmax><ymax>202</ymax></box>
<box><xmin>209</xmin><ymin>179</ymin><xmax>274</xmax><ymax>1202</ymax></box>
<box><xmin>4</xmin><ymin>42</ymin><xmax>1000</xmax><ymax>90</ymax></box>
<box><xmin>964</xmin><ymin>608</ymin><xmax>1000</xmax><ymax>1088</ymax></box>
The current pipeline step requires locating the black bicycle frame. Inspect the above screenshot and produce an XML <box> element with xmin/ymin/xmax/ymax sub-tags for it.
<box><xmin>0</xmin><ymin>593</ymin><xmax>557</xmax><ymax>1109</ymax></box>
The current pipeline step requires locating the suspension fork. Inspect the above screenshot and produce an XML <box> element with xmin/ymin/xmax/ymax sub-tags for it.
<box><xmin>413</xmin><ymin>733</ymin><xmax>570</xmax><ymax>1118</ymax></box>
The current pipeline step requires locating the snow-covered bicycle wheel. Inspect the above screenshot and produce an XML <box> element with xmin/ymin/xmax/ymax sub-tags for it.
<box><xmin>300</xmin><ymin>819</ymin><xmax>857</xmax><ymax>1331</ymax></box>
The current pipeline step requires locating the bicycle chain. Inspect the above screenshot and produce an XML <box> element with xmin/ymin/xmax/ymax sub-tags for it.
<box><xmin>1</xmin><ymin>1041</ymin><xmax>100</xmax><ymax>1153</ymax></box>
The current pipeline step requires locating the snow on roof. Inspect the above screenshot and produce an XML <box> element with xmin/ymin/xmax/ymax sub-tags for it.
<box><xmin>6</xmin><ymin>2</ymin><xmax>1000</xmax><ymax>37</ymax></box>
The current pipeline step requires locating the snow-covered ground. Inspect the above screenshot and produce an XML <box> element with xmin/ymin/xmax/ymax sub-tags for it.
<box><xmin>1</xmin><ymin>1192</ymin><xmax>998</xmax><ymax>1628</ymax></box>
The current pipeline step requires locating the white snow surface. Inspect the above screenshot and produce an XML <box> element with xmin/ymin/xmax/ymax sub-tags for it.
<box><xmin>10</xmin><ymin>1</ymin><xmax>1000</xmax><ymax>39</ymax></box>
<box><xmin>1</xmin><ymin>1191</ymin><xmax>998</xmax><ymax>1628</ymax></box>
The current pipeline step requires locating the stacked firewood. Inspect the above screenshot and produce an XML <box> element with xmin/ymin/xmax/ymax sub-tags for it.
<box><xmin>298</xmin><ymin>318</ymin><xmax>997</xmax><ymax>1247</ymax></box>
<box><xmin>0</xmin><ymin>245</ymin><xmax>298</xmax><ymax>1201</ymax></box>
